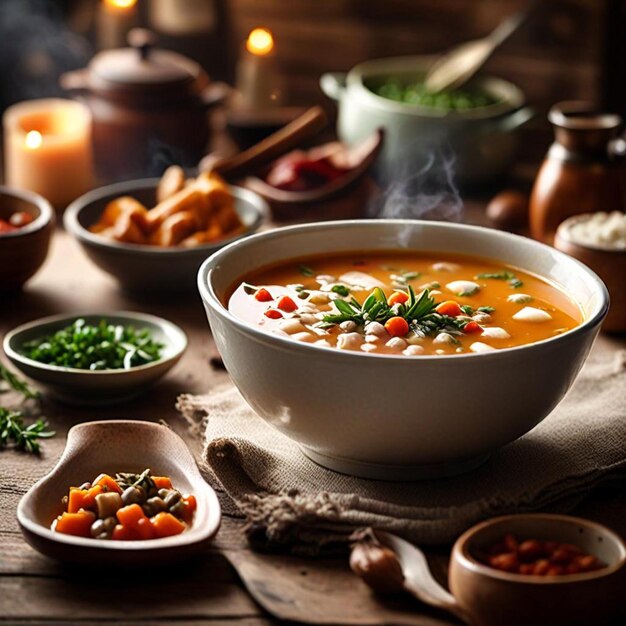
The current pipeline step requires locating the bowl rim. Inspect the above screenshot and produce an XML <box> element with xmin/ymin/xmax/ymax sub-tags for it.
<box><xmin>344</xmin><ymin>55</ymin><xmax>525</xmax><ymax>120</ymax></box>
<box><xmin>16</xmin><ymin>419</ymin><xmax>221</xmax><ymax>553</ymax></box>
<box><xmin>198</xmin><ymin>219</ymin><xmax>610</xmax><ymax>363</ymax></box>
<box><xmin>63</xmin><ymin>178</ymin><xmax>269</xmax><ymax>257</ymax></box>
<box><xmin>3</xmin><ymin>310</ymin><xmax>188</xmax><ymax>376</ymax></box>
<box><xmin>0</xmin><ymin>185</ymin><xmax>55</xmax><ymax>238</ymax></box>
<box><xmin>452</xmin><ymin>513</ymin><xmax>626</xmax><ymax>584</ymax></box>
<box><xmin>555</xmin><ymin>213</ymin><xmax>626</xmax><ymax>254</ymax></box>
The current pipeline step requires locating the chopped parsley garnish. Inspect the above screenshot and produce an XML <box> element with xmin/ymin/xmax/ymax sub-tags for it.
<box><xmin>477</xmin><ymin>306</ymin><xmax>495</xmax><ymax>313</ymax></box>
<box><xmin>243</xmin><ymin>283</ymin><xmax>258</xmax><ymax>295</ymax></box>
<box><xmin>460</xmin><ymin>305</ymin><xmax>474</xmax><ymax>316</ymax></box>
<box><xmin>298</xmin><ymin>265</ymin><xmax>315</xmax><ymax>277</ymax></box>
<box><xmin>476</xmin><ymin>270</ymin><xmax>523</xmax><ymax>289</ymax></box>
<box><xmin>331</xmin><ymin>284</ymin><xmax>350</xmax><ymax>297</ymax></box>
<box><xmin>20</xmin><ymin>319</ymin><xmax>164</xmax><ymax>371</ymax></box>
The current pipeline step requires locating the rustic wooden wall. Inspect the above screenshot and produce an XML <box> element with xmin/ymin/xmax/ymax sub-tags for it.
<box><xmin>224</xmin><ymin>0</ymin><xmax>616</xmax><ymax>116</ymax></box>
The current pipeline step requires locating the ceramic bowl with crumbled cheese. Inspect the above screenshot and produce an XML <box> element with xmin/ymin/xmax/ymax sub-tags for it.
<box><xmin>556</xmin><ymin>212</ymin><xmax>626</xmax><ymax>333</ymax></box>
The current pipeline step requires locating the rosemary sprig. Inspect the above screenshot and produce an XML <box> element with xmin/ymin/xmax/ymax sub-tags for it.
<box><xmin>0</xmin><ymin>363</ymin><xmax>40</xmax><ymax>400</ymax></box>
<box><xmin>0</xmin><ymin>408</ymin><xmax>55</xmax><ymax>454</ymax></box>
<box><xmin>321</xmin><ymin>286</ymin><xmax>437</xmax><ymax>328</ymax></box>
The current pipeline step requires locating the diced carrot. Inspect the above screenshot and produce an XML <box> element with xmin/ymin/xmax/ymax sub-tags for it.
<box><xmin>384</xmin><ymin>316</ymin><xmax>409</xmax><ymax>338</ymax></box>
<box><xmin>180</xmin><ymin>495</ymin><xmax>197</xmax><ymax>523</ymax></box>
<box><xmin>277</xmin><ymin>295</ymin><xmax>297</xmax><ymax>312</ymax></box>
<box><xmin>435</xmin><ymin>301</ymin><xmax>462</xmax><ymax>317</ymax></box>
<box><xmin>112</xmin><ymin>523</ymin><xmax>136</xmax><ymax>541</ymax></box>
<box><xmin>54</xmin><ymin>510</ymin><xmax>96</xmax><ymax>538</ymax></box>
<box><xmin>463</xmin><ymin>321</ymin><xmax>482</xmax><ymax>334</ymax></box>
<box><xmin>67</xmin><ymin>485</ymin><xmax>104</xmax><ymax>513</ymax></box>
<box><xmin>254</xmin><ymin>288</ymin><xmax>273</xmax><ymax>302</ymax></box>
<box><xmin>135</xmin><ymin>517</ymin><xmax>156</xmax><ymax>540</ymax></box>
<box><xmin>152</xmin><ymin>476</ymin><xmax>173</xmax><ymax>490</ymax></box>
<box><xmin>93</xmin><ymin>474</ymin><xmax>122</xmax><ymax>494</ymax></box>
<box><xmin>151</xmin><ymin>512</ymin><xmax>187</xmax><ymax>538</ymax></box>
<box><xmin>116</xmin><ymin>503</ymin><xmax>148</xmax><ymax>529</ymax></box>
<box><xmin>387</xmin><ymin>291</ymin><xmax>409</xmax><ymax>306</ymax></box>
<box><xmin>264</xmin><ymin>309</ymin><xmax>283</xmax><ymax>319</ymax></box>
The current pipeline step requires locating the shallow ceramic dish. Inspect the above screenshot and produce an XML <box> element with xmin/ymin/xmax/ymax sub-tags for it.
<box><xmin>17</xmin><ymin>420</ymin><xmax>221</xmax><ymax>565</ymax></box>
<box><xmin>3</xmin><ymin>311</ymin><xmax>187</xmax><ymax>406</ymax></box>
<box><xmin>555</xmin><ymin>214</ymin><xmax>626</xmax><ymax>333</ymax></box>
<box><xmin>64</xmin><ymin>179</ymin><xmax>268</xmax><ymax>294</ymax></box>
<box><xmin>449</xmin><ymin>514</ymin><xmax>626</xmax><ymax>626</ymax></box>
<box><xmin>0</xmin><ymin>186</ymin><xmax>55</xmax><ymax>292</ymax></box>
<box><xmin>198</xmin><ymin>220</ymin><xmax>608</xmax><ymax>480</ymax></box>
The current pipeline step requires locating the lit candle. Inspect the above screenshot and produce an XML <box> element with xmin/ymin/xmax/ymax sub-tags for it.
<box><xmin>235</xmin><ymin>28</ymin><xmax>282</xmax><ymax>109</ymax></box>
<box><xmin>3</xmin><ymin>99</ymin><xmax>95</xmax><ymax>210</ymax></box>
<box><xmin>97</xmin><ymin>0</ymin><xmax>139</xmax><ymax>50</ymax></box>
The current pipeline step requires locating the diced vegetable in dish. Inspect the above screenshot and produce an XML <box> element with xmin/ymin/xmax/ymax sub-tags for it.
<box><xmin>228</xmin><ymin>252</ymin><xmax>582</xmax><ymax>356</ymax></box>
<box><xmin>51</xmin><ymin>469</ymin><xmax>196</xmax><ymax>541</ymax></box>
<box><xmin>20</xmin><ymin>319</ymin><xmax>164</xmax><ymax>371</ymax></box>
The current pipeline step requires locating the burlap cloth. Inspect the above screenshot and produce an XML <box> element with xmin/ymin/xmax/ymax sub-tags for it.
<box><xmin>177</xmin><ymin>347</ymin><xmax>626</xmax><ymax>554</ymax></box>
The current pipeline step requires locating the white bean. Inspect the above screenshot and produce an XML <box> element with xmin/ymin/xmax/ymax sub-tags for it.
<box><xmin>403</xmin><ymin>345</ymin><xmax>424</xmax><ymax>356</ymax></box>
<box><xmin>480</xmin><ymin>327</ymin><xmax>510</xmax><ymax>340</ymax></box>
<box><xmin>339</xmin><ymin>320</ymin><xmax>357</xmax><ymax>332</ymax></box>
<box><xmin>360</xmin><ymin>343</ymin><xmax>378</xmax><ymax>353</ymax></box>
<box><xmin>364</xmin><ymin>334</ymin><xmax>380</xmax><ymax>344</ymax></box>
<box><xmin>291</xmin><ymin>332</ymin><xmax>315</xmax><ymax>343</ymax></box>
<box><xmin>385</xmin><ymin>337</ymin><xmax>407</xmax><ymax>350</ymax></box>
<box><xmin>433</xmin><ymin>332</ymin><xmax>455</xmax><ymax>345</ymax></box>
<box><xmin>512</xmin><ymin>306</ymin><xmax>552</xmax><ymax>322</ymax></box>
<box><xmin>299</xmin><ymin>313</ymin><xmax>318</xmax><ymax>325</ymax></box>
<box><xmin>472</xmin><ymin>312</ymin><xmax>492</xmax><ymax>324</ymax></box>
<box><xmin>336</xmin><ymin>332</ymin><xmax>363</xmax><ymax>350</ymax></box>
<box><xmin>364</xmin><ymin>321</ymin><xmax>387</xmax><ymax>336</ymax></box>
<box><xmin>279</xmin><ymin>319</ymin><xmax>306</xmax><ymax>334</ymax></box>
<box><xmin>470</xmin><ymin>342</ymin><xmax>496</xmax><ymax>353</ymax></box>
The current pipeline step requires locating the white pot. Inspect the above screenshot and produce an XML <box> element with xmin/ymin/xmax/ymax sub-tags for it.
<box><xmin>198</xmin><ymin>220</ymin><xmax>608</xmax><ymax>480</ymax></box>
<box><xmin>320</xmin><ymin>56</ymin><xmax>534</xmax><ymax>186</ymax></box>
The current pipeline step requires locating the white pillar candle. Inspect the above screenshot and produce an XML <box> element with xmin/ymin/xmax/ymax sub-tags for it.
<box><xmin>97</xmin><ymin>0</ymin><xmax>139</xmax><ymax>50</ymax></box>
<box><xmin>3</xmin><ymin>99</ymin><xmax>95</xmax><ymax>210</ymax></box>
<box><xmin>235</xmin><ymin>28</ymin><xmax>282</xmax><ymax>110</ymax></box>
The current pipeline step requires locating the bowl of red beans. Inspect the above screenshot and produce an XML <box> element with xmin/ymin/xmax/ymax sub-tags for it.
<box><xmin>449</xmin><ymin>514</ymin><xmax>626</xmax><ymax>626</ymax></box>
<box><xmin>0</xmin><ymin>186</ymin><xmax>55</xmax><ymax>291</ymax></box>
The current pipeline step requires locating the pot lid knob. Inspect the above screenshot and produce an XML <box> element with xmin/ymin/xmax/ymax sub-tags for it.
<box><xmin>128</xmin><ymin>28</ymin><xmax>157</xmax><ymax>61</ymax></box>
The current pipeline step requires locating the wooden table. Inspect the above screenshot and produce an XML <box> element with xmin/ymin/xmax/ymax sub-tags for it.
<box><xmin>1</xmin><ymin>221</ymin><xmax>625</xmax><ymax>626</ymax></box>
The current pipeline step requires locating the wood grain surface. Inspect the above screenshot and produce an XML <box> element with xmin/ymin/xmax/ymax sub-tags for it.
<box><xmin>1</xmin><ymin>212</ymin><xmax>624</xmax><ymax>625</ymax></box>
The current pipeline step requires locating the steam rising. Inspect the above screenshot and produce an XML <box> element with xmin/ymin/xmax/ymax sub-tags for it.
<box><xmin>373</xmin><ymin>148</ymin><xmax>464</xmax><ymax>223</ymax></box>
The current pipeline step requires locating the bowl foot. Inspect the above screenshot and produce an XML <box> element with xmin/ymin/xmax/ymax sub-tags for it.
<box><xmin>300</xmin><ymin>447</ymin><xmax>491</xmax><ymax>481</ymax></box>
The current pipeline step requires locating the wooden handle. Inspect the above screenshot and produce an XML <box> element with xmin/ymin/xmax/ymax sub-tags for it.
<box><xmin>200</xmin><ymin>106</ymin><xmax>328</xmax><ymax>179</ymax></box>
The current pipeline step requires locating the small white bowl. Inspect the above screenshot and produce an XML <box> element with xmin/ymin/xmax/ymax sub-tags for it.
<box><xmin>17</xmin><ymin>420</ymin><xmax>221</xmax><ymax>565</ymax></box>
<box><xmin>3</xmin><ymin>311</ymin><xmax>187</xmax><ymax>406</ymax></box>
<box><xmin>198</xmin><ymin>220</ymin><xmax>608</xmax><ymax>480</ymax></box>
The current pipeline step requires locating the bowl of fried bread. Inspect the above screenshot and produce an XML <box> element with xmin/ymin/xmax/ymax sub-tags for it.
<box><xmin>64</xmin><ymin>166</ymin><xmax>268</xmax><ymax>294</ymax></box>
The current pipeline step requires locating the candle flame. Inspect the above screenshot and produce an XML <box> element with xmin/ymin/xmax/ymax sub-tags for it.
<box><xmin>25</xmin><ymin>131</ymin><xmax>42</xmax><ymax>150</ymax></box>
<box><xmin>104</xmin><ymin>0</ymin><xmax>137</xmax><ymax>9</ymax></box>
<box><xmin>246</xmin><ymin>28</ymin><xmax>274</xmax><ymax>56</ymax></box>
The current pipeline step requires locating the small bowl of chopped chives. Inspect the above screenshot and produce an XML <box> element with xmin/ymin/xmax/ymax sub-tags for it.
<box><xmin>3</xmin><ymin>312</ymin><xmax>187</xmax><ymax>406</ymax></box>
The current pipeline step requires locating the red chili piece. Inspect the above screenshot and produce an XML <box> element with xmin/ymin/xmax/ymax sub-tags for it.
<box><xmin>277</xmin><ymin>295</ymin><xmax>297</xmax><ymax>312</ymax></box>
<box><xmin>254</xmin><ymin>288</ymin><xmax>273</xmax><ymax>302</ymax></box>
<box><xmin>264</xmin><ymin>309</ymin><xmax>283</xmax><ymax>319</ymax></box>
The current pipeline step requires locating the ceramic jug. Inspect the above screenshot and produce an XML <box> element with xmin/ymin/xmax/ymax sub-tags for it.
<box><xmin>530</xmin><ymin>102</ymin><xmax>625</xmax><ymax>243</ymax></box>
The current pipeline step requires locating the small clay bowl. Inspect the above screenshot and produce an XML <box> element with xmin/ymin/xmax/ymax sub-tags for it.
<box><xmin>244</xmin><ymin>129</ymin><xmax>383</xmax><ymax>222</ymax></box>
<box><xmin>3</xmin><ymin>311</ymin><xmax>187</xmax><ymax>406</ymax></box>
<box><xmin>0</xmin><ymin>186</ymin><xmax>55</xmax><ymax>292</ymax></box>
<box><xmin>555</xmin><ymin>215</ymin><xmax>626</xmax><ymax>333</ymax></box>
<box><xmin>449</xmin><ymin>514</ymin><xmax>626</xmax><ymax>626</ymax></box>
<box><xmin>17</xmin><ymin>420</ymin><xmax>221</xmax><ymax>566</ymax></box>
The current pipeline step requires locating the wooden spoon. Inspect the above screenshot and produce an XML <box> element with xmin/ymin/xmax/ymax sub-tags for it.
<box><xmin>373</xmin><ymin>530</ymin><xmax>472</xmax><ymax>624</ymax></box>
<box><xmin>423</xmin><ymin>10</ymin><xmax>528</xmax><ymax>93</ymax></box>
<box><xmin>199</xmin><ymin>106</ymin><xmax>328</xmax><ymax>180</ymax></box>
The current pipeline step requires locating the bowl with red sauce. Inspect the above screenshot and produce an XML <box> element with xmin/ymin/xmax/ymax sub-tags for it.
<box><xmin>0</xmin><ymin>186</ymin><xmax>55</xmax><ymax>291</ymax></box>
<box><xmin>449</xmin><ymin>514</ymin><xmax>626</xmax><ymax>626</ymax></box>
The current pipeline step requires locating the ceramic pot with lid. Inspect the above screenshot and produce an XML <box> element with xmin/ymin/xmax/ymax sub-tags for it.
<box><xmin>529</xmin><ymin>102</ymin><xmax>625</xmax><ymax>244</ymax></box>
<box><xmin>320</xmin><ymin>55</ymin><xmax>533</xmax><ymax>187</ymax></box>
<box><xmin>61</xmin><ymin>29</ymin><xmax>228</xmax><ymax>181</ymax></box>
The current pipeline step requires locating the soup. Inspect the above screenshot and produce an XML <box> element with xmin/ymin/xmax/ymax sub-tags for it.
<box><xmin>228</xmin><ymin>252</ymin><xmax>582</xmax><ymax>356</ymax></box>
